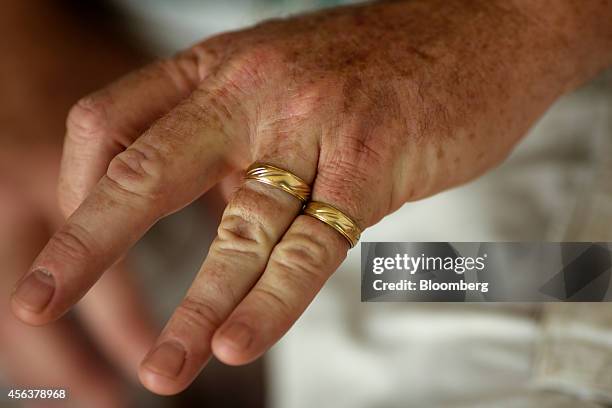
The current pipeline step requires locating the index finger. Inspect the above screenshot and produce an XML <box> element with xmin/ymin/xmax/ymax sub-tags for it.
<box><xmin>60</xmin><ymin>50</ymin><xmax>207</xmax><ymax>217</ymax></box>
<box><xmin>11</xmin><ymin>90</ymin><xmax>243</xmax><ymax>326</ymax></box>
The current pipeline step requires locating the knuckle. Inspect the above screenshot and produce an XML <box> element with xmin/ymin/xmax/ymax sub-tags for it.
<box><xmin>315</xmin><ymin>158</ymin><xmax>367</xmax><ymax>220</ymax></box>
<box><xmin>339</xmin><ymin>131</ymin><xmax>387</xmax><ymax>166</ymax></box>
<box><xmin>319</xmin><ymin>144</ymin><xmax>369</xmax><ymax>186</ymax></box>
<box><xmin>154</xmin><ymin>52</ymin><xmax>203</xmax><ymax>94</ymax></box>
<box><xmin>175</xmin><ymin>297</ymin><xmax>224</xmax><ymax>332</ymax></box>
<box><xmin>105</xmin><ymin>142</ymin><xmax>166</xmax><ymax>200</ymax></box>
<box><xmin>47</xmin><ymin>224</ymin><xmax>95</xmax><ymax>264</ymax></box>
<box><xmin>280</xmin><ymin>80</ymin><xmax>336</xmax><ymax>121</ymax></box>
<box><xmin>214</xmin><ymin>212</ymin><xmax>271</xmax><ymax>259</ymax></box>
<box><xmin>66</xmin><ymin>93</ymin><xmax>112</xmax><ymax>142</ymax></box>
<box><xmin>192</xmin><ymin>88</ymin><xmax>240</xmax><ymax>135</ymax></box>
<box><xmin>316</xmin><ymin>127</ymin><xmax>393</xmax><ymax>224</ymax></box>
<box><xmin>269</xmin><ymin>233</ymin><xmax>330</xmax><ymax>291</ymax></box>
<box><xmin>218</xmin><ymin>44</ymin><xmax>284</xmax><ymax>93</ymax></box>
<box><xmin>252</xmin><ymin>284</ymin><xmax>294</xmax><ymax>316</ymax></box>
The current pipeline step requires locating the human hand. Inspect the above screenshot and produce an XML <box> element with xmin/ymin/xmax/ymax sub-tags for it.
<box><xmin>11</xmin><ymin>0</ymin><xmax>612</xmax><ymax>396</ymax></box>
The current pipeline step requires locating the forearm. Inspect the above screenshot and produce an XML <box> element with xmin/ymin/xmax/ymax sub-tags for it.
<box><xmin>511</xmin><ymin>0</ymin><xmax>612</xmax><ymax>89</ymax></box>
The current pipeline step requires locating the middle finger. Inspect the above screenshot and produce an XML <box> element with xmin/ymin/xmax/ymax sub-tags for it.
<box><xmin>139</xmin><ymin>150</ymin><xmax>318</xmax><ymax>395</ymax></box>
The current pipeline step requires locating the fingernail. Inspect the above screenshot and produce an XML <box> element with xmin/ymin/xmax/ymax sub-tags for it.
<box><xmin>142</xmin><ymin>341</ymin><xmax>186</xmax><ymax>378</ymax></box>
<box><xmin>220</xmin><ymin>322</ymin><xmax>253</xmax><ymax>350</ymax></box>
<box><xmin>12</xmin><ymin>269</ymin><xmax>55</xmax><ymax>313</ymax></box>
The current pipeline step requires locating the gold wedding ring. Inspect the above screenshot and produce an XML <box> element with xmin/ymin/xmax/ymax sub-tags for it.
<box><xmin>244</xmin><ymin>163</ymin><xmax>311</xmax><ymax>202</ymax></box>
<box><xmin>303</xmin><ymin>201</ymin><xmax>361</xmax><ymax>248</ymax></box>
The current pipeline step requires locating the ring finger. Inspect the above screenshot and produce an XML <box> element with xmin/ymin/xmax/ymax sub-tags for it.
<box><xmin>210</xmin><ymin>137</ymin><xmax>375</xmax><ymax>365</ymax></box>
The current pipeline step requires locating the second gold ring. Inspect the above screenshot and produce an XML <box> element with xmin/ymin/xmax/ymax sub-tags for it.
<box><xmin>303</xmin><ymin>201</ymin><xmax>361</xmax><ymax>248</ymax></box>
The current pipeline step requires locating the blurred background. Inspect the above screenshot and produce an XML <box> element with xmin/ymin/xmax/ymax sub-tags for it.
<box><xmin>1</xmin><ymin>1</ymin><xmax>612</xmax><ymax>407</ymax></box>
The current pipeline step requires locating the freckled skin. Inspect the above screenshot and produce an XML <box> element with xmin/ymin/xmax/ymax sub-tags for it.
<box><xmin>12</xmin><ymin>0</ymin><xmax>612</xmax><ymax>396</ymax></box>
<box><xmin>186</xmin><ymin>0</ymin><xmax>612</xmax><ymax>223</ymax></box>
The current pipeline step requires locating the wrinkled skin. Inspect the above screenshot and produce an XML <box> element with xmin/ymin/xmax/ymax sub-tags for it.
<box><xmin>11</xmin><ymin>0</ymin><xmax>612</xmax><ymax>396</ymax></box>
